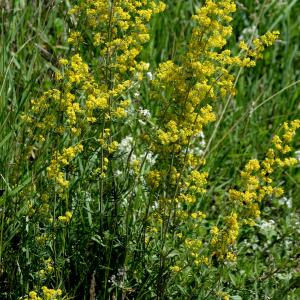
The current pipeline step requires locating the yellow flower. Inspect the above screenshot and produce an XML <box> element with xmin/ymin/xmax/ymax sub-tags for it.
<box><xmin>58</xmin><ymin>58</ymin><xmax>68</xmax><ymax>66</ymax></box>
<box><xmin>170</xmin><ymin>265</ymin><xmax>181</xmax><ymax>273</ymax></box>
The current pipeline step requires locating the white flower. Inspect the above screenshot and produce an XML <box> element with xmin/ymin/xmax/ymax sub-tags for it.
<box><xmin>198</xmin><ymin>131</ymin><xmax>205</xmax><ymax>139</ymax></box>
<box><xmin>295</xmin><ymin>150</ymin><xmax>300</xmax><ymax>162</ymax></box>
<box><xmin>199</xmin><ymin>140</ymin><xmax>206</xmax><ymax>148</ymax></box>
<box><xmin>118</xmin><ymin>136</ymin><xmax>133</xmax><ymax>154</ymax></box>
<box><xmin>144</xmin><ymin>151</ymin><xmax>157</xmax><ymax>165</ymax></box>
<box><xmin>278</xmin><ymin>196</ymin><xmax>292</xmax><ymax>209</ymax></box>
<box><xmin>129</xmin><ymin>153</ymin><xmax>137</xmax><ymax>163</ymax></box>
<box><xmin>190</xmin><ymin>147</ymin><xmax>204</xmax><ymax>156</ymax></box>
<box><xmin>146</xmin><ymin>71</ymin><xmax>153</xmax><ymax>80</ymax></box>
<box><xmin>115</xmin><ymin>170</ymin><xmax>122</xmax><ymax>177</ymax></box>
<box><xmin>138</xmin><ymin>107</ymin><xmax>151</xmax><ymax>119</ymax></box>
<box><xmin>259</xmin><ymin>219</ymin><xmax>275</xmax><ymax>231</ymax></box>
<box><xmin>138</xmin><ymin>119</ymin><xmax>146</xmax><ymax>126</ymax></box>
<box><xmin>239</xmin><ymin>25</ymin><xmax>258</xmax><ymax>41</ymax></box>
<box><xmin>151</xmin><ymin>201</ymin><xmax>159</xmax><ymax>210</ymax></box>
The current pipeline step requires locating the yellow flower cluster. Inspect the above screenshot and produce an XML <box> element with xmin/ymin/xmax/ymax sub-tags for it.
<box><xmin>239</xmin><ymin>31</ymin><xmax>280</xmax><ymax>60</ymax></box>
<box><xmin>147</xmin><ymin>0</ymin><xmax>279</xmax><ymax>163</ymax></box>
<box><xmin>229</xmin><ymin>120</ymin><xmax>300</xmax><ymax>223</ymax></box>
<box><xmin>41</xmin><ymin>286</ymin><xmax>62</xmax><ymax>300</ymax></box>
<box><xmin>47</xmin><ymin>144</ymin><xmax>83</xmax><ymax>190</ymax></box>
<box><xmin>21</xmin><ymin>4</ymin><xmax>167</xmax><ymax>296</ymax></box>
<box><xmin>185</xmin><ymin>237</ymin><xmax>209</xmax><ymax>266</ymax></box>
<box><xmin>58</xmin><ymin>211</ymin><xmax>73</xmax><ymax>223</ymax></box>
<box><xmin>25</xmin><ymin>53</ymin><xmax>100</xmax><ymax>139</ymax></box>
<box><xmin>210</xmin><ymin>212</ymin><xmax>239</xmax><ymax>261</ymax></box>
<box><xmin>216</xmin><ymin>290</ymin><xmax>231</xmax><ymax>300</ymax></box>
<box><xmin>20</xmin><ymin>286</ymin><xmax>62</xmax><ymax>300</ymax></box>
<box><xmin>70</xmin><ymin>0</ymin><xmax>165</xmax><ymax>75</ymax></box>
<box><xmin>24</xmin><ymin>0</ymin><xmax>166</xmax><ymax>195</ymax></box>
<box><xmin>210</xmin><ymin>120</ymin><xmax>300</xmax><ymax>262</ymax></box>
<box><xmin>37</xmin><ymin>258</ymin><xmax>54</xmax><ymax>279</ymax></box>
<box><xmin>170</xmin><ymin>265</ymin><xmax>181</xmax><ymax>273</ymax></box>
<box><xmin>142</xmin><ymin>0</ymin><xmax>281</xmax><ymax>272</ymax></box>
<box><xmin>20</xmin><ymin>1</ymin><xmax>164</xmax><ymax>206</ymax></box>
<box><xmin>185</xmin><ymin>170</ymin><xmax>208</xmax><ymax>194</ymax></box>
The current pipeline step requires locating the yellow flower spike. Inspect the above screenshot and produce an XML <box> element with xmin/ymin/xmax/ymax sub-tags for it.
<box><xmin>58</xmin><ymin>216</ymin><xmax>67</xmax><ymax>223</ymax></box>
<box><xmin>65</xmin><ymin>211</ymin><xmax>73</xmax><ymax>221</ymax></box>
<box><xmin>146</xmin><ymin>170</ymin><xmax>161</xmax><ymax>189</ymax></box>
<box><xmin>226</xmin><ymin>251</ymin><xmax>237</xmax><ymax>262</ymax></box>
<box><xmin>170</xmin><ymin>265</ymin><xmax>181</xmax><ymax>273</ymax></box>
<box><xmin>58</xmin><ymin>58</ymin><xmax>68</xmax><ymax>66</ymax></box>
<box><xmin>210</xmin><ymin>226</ymin><xmax>219</xmax><ymax>235</ymax></box>
<box><xmin>191</xmin><ymin>212</ymin><xmax>198</xmax><ymax>219</ymax></box>
<box><xmin>108</xmin><ymin>141</ymin><xmax>119</xmax><ymax>154</ymax></box>
<box><xmin>58</xmin><ymin>211</ymin><xmax>72</xmax><ymax>223</ymax></box>
<box><xmin>28</xmin><ymin>291</ymin><xmax>37</xmax><ymax>299</ymax></box>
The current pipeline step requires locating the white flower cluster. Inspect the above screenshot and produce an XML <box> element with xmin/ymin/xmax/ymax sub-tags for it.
<box><xmin>188</xmin><ymin>131</ymin><xmax>206</xmax><ymax>156</ymax></box>
<box><xmin>118</xmin><ymin>136</ymin><xmax>133</xmax><ymax>155</ymax></box>
<box><xmin>116</xmin><ymin>136</ymin><xmax>157</xmax><ymax>176</ymax></box>
<box><xmin>238</xmin><ymin>25</ymin><xmax>258</xmax><ymax>41</ymax></box>
<box><xmin>259</xmin><ymin>219</ymin><xmax>275</xmax><ymax>231</ymax></box>
<box><xmin>278</xmin><ymin>196</ymin><xmax>292</xmax><ymax>208</ymax></box>
<box><xmin>138</xmin><ymin>107</ymin><xmax>151</xmax><ymax>119</ymax></box>
<box><xmin>138</xmin><ymin>106</ymin><xmax>151</xmax><ymax>125</ymax></box>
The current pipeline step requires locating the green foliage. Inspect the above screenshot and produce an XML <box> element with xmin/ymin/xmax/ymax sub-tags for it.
<box><xmin>1</xmin><ymin>0</ymin><xmax>300</xmax><ymax>299</ymax></box>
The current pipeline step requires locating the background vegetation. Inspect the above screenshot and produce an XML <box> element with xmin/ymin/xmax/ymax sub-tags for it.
<box><xmin>1</xmin><ymin>0</ymin><xmax>300</xmax><ymax>299</ymax></box>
